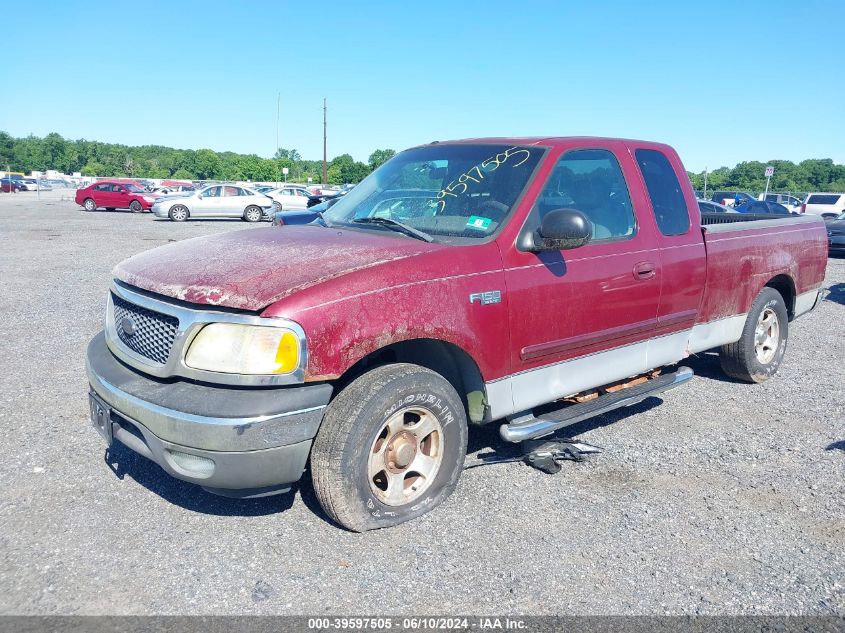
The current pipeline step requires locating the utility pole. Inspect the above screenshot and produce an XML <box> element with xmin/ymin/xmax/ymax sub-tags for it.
<box><xmin>275</xmin><ymin>92</ymin><xmax>280</xmax><ymax>188</ymax></box>
<box><xmin>322</xmin><ymin>98</ymin><xmax>328</xmax><ymax>185</ymax></box>
<box><xmin>703</xmin><ymin>167</ymin><xmax>708</xmax><ymax>199</ymax></box>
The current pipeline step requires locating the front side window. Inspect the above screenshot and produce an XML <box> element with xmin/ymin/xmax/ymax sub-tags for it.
<box><xmin>203</xmin><ymin>186</ymin><xmax>221</xmax><ymax>197</ymax></box>
<box><xmin>323</xmin><ymin>144</ymin><xmax>545</xmax><ymax>243</ymax></box>
<box><xmin>530</xmin><ymin>148</ymin><xmax>635</xmax><ymax>241</ymax></box>
<box><xmin>636</xmin><ymin>149</ymin><xmax>691</xmax><ymax>236</ymax></box>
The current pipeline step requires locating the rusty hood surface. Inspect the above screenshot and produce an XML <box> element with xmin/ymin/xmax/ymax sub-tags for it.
<box><xmin>113</xmin><ymin>225</ymin><xmax>442</xmax><ymax>311</ymax></box>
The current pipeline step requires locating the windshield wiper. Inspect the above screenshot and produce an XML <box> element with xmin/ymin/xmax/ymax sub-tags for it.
<box><xmin>352</xmin><ymin>217</ymin><xmax>434</xmax><ymax>242</ymax></box>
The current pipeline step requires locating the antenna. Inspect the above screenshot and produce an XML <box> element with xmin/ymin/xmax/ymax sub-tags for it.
<box><xmin>322</xmin><ymin>98</ymin><xmax>328</xmax><ymax>185</ymax></box>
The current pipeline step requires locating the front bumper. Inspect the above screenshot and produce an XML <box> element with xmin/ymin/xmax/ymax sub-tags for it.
<box><xmin>86</xmin><ymin>332</ymin><xmax>332</xmax><ymax>496</ymax></box>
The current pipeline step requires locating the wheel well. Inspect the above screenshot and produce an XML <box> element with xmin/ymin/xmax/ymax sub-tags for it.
<box><xmin>765</xmin><ymin>274</ymin><xmax>796</xmax><ymax>319</ymax></box>
<box><xmin>334</xmin><ymin>339</ymin><xmax>488</xmax><ymax>424</ymax></box>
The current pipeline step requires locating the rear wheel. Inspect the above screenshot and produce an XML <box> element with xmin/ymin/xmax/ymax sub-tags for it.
<box><xmin>129</xmin><ymin>200</ymin><xmax>143</xmax><ymax>213</ymax></box>
<box><xmin>720</xmin><ymin>287</ymin><xmax>789</xmax><ymax>383</ymax></box>
<box><xmin>311</xmin><ymin>363</ymin><xmax>468</xmax><ymax>532</ymax></box>
<box><xmin>83</xmin><ymin>198</ymin><xmax>96</xmax><ymax>211</ymax></box>
<box><xmin>169</xmin><ymin>205</ymin><xmax>189</xmax><ymax>222</ymax></box>
<box><xmin>243</xmin><ymin>205</ymin><xmax>263</xmax><ymax>222</ymax></box>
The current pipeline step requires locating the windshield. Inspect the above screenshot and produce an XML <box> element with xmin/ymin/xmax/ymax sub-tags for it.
<box><xmin>323</xmin><ymin>144</ymin><xmax>545</xmax><ymax>242</ymax></box>
<box><xmin>124</xmin><ymin>183</ymin><xmax>145</xmax><ymax>193</ymax></box>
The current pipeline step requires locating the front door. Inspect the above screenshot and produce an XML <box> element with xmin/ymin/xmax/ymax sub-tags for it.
<box><xmin>193</xmin><ymin>186</ymin><xmax>222</xmax><ymax>216</ymax></box>
<box><xmin>501</xmin><ymin>143</ymin><xmax>662</xmax><ymax>414</ymax></box>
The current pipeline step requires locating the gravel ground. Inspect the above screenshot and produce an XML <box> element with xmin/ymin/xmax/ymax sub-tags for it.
<box><xmin>0</xmin><ymin>189</ymin><xmax>842</xmax><ymax>615</ymax></box>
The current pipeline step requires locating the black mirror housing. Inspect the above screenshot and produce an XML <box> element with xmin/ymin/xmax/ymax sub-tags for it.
<box><xmin>526</xmin><ymin>208</ymin><xmax>592</xmax><ymax>251</ymax></box>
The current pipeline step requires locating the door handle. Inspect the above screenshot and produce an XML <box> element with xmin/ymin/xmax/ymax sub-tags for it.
<box><xmin>633</xmin><ymin>262</ymin><xmax>656</xmax><ymax>280</ymax></box>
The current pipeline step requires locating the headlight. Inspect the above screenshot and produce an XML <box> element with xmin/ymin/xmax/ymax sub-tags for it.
<box><xmin>185</xmin><ymin>323</ymin><xmax>301</xmax><ymax>375</ymax></box>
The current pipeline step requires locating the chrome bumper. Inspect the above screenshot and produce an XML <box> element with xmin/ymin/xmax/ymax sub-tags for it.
<box><xmin>86</xmin><ymin>332</ymin><xmax>332</xmax><ymax>494</ymax></box>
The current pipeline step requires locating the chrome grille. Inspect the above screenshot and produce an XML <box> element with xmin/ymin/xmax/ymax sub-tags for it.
<box><xmin>112</xmin><ymin>293</ymin><xmax>179</xmax><ymax>364</ymax></box>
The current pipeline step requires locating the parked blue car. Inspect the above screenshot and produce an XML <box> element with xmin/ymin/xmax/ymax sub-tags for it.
<box><xmin>272</xmin><ymin>197</ymin><xmax>338</xmax><ymax>226</ymax></box>
<box><xmin>734</xmin><ymin>200</ymin><xmax>794</xmax><ymax>215</ymax></box>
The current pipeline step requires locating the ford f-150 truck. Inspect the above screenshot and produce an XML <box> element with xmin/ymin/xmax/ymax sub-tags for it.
<box><xmin>85</xmin><ymin>137</ymin><xmax>827</xmax><ymax>531</ymax></box>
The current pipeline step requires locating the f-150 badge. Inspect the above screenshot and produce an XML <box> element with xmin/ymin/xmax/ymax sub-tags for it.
<box><xmin>469</xmin><ymin>290</ymin><xmax>502</xmax><ymax>305</ymax></box>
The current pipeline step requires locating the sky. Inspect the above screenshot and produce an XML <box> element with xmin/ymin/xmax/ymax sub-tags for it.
<box><xmin>1</xmin><ymin>0</ymin><xmax>843</xmax><ymax>172</ymax></box>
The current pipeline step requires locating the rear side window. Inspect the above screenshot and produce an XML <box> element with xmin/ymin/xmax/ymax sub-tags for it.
<box><xmin>807</xmin><ymin>194</ymin><xmax>841</xmax><ymax>205</ymax></box>
<box><xmin>636</xmin><ymin>149</ymin><xmax>690</xmax><ymax>236</ymax></box>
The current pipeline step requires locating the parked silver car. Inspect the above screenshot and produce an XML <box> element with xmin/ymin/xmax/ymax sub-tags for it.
<box><xmin>151</xmin><ymin>185</ymin><xmax>275</xmax><ymax>222</ymax></box>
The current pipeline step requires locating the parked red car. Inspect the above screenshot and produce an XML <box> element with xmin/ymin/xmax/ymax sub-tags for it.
<box><xmin>75</xmin><ymin>181</ymin><xmax>158</xmax><ymax>212</ymax></box>
<box><xmin>1</xmin><ymin>177</ymin><xmax>24</xmax><ymax>193</ymax></box>
<box><xmin>85</xmin><ymin>137</ymin><xmax>827</xmax><ymax>531</ymax></box>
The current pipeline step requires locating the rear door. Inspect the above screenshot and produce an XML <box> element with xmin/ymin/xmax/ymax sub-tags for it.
<box><xmin>220</xmin><ymin>185</ymin><xmax>243</xmax><ymax>217</ymax></box>
<box><xmin>91</xmin><ymin>183</ymin><xmax>112</xmax><ymax>207</ymax></box>
<box><xmin>629</xmin><ymin>144</ymin><xmax>706</xmax><ymax>367</ymax></box>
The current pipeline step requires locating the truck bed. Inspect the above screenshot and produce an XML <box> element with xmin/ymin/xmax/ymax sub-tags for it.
<box><xmin>697</xmin><ymin>213</ymin><xmax>827</xmax><ymax>326</ymax></box>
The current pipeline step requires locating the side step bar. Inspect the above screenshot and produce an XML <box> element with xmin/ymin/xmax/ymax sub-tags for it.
<box><xmin>499</xmin><ymin>366</ymin><xmax>694</xmax><ymax>443</ymax></box>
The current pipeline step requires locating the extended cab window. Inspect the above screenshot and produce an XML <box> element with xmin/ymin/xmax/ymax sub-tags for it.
<box><xmin>635</xmin><ymin>149</ymin><xmax>690</xmax><ymax>236</ymax></box>
<box><xmin>530</xmin><ymin>149</ymin><xmax>635</xmax><ymax>241</ymax></box>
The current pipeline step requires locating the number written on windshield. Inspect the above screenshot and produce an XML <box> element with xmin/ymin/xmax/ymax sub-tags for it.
<box><xmin>436</xmin><ymin>146</ymin><xmax>532</xmax><ymax>212</ymax></box>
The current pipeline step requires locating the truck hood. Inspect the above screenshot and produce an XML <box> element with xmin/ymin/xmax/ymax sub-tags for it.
<box><xmin>113</xmin><ymin>225</ymin><xmax>441</xmax><ymax>311</ymax></box>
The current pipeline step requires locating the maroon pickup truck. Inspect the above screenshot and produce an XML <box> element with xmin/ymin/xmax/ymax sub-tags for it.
<box><xmin>86</xmin><ymin>137</ymin><xmax>827</xmax><ymax>531</ymax></box>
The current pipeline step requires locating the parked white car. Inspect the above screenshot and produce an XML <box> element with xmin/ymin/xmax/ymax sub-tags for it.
<box><xmin>802</xmin><ymin>193</ymin><xmax>845</xmax><ymax>219</ymax></box>
<box><xmin>153</xmin><ymin>185</ymin><xmax>196</xmax><ymax>196</ymax></box>
<box><xmin>758</xmin><ymin>193</ymin><xmax>803</xmax><ymax>213</ymax></box>
<box><xmin>21</xmin><ymin>179</ymin><xmax>39</xmax><ymax>191</ymax></box>
<box><xmin>266</xmin><ymin>186</ymin><xmax>311</xmax><ymax>211</ymax></box>
<box><xmin>151</xmin><ymin>184</ymin><xmax>275</xmax><ymax>222</ymax></box>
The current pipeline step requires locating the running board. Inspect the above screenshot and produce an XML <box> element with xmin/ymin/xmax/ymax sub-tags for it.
<box><xmin>499</xmin><ymin>366</ymin><xmax>694</xmax><ymax>443</ymax></box>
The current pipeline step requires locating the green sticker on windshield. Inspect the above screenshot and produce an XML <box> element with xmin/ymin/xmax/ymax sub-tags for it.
<box><xmin>466</xmin><ymin>215</ymin><xmax>492</xmax><ymax>231</ymax></box>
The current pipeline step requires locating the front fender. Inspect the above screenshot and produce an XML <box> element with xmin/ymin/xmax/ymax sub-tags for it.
<box><xmin>292</xmin><ymin>271</ymin><xmax>510</xmax><ymax>383</ymax></box>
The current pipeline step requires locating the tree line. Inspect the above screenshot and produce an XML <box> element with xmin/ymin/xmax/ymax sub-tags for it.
<box><xmin>689</xmin><ymin>159</ymin><xmax>845</xmax><ymax>194</ymax></box>
<box><xmin>0</xmin><ymin>131</ymin><xmax>396</xmax><ymax>185</ymax></box>
<box><xmin>1</xmin><ymin>130</ymin><xmax>843</xmax><ymax>193</ymax></box>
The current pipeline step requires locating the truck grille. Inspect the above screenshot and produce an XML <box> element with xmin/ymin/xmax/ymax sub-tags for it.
<box><xmin>112</xmin><ymin>293</ymin><xmax>179</xmax><ymax>364</ymax></box>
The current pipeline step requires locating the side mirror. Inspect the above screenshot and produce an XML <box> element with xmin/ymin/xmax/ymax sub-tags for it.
<box><xmin>525</xmin><ymin>208</ymin><xmax>592</xmax><ymax>252</ymax></box>
<box><xmin>197</xmin><ymin>193</ymin><xmax>203</xmax><ymax>199</ymax></box>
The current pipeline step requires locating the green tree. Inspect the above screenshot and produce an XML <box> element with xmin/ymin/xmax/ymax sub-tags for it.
<box><xmin>368</xmin><ymin>148</ymin><xmax>396</xmax><ymax>170</ymax></box>
<box><xmin>274</xmin><ymin>148</ymin><xmax>302</xmax><ymax>162</ymax></box>
<box><xmin>81</xmin><ymin>161</ymin><xmax>106</xmax><ymax>176</ymax></box>
<box><xmin>194</xmin><ymin>149</ymin><xmax>221</xmax><ymax>180</ymax></box>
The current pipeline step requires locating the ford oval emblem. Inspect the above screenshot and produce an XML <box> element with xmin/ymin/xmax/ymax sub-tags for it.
<box><xmin>120</xmin><ymin>316</ymin><xmax>137</xmax><ymax>337</ymax></box>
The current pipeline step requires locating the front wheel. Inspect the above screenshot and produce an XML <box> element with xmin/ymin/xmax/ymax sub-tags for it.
<box><xmin>311</xmin><ymin>364</ymin><xmax>468</xmax><ymax>532</ymax></box>
<box><xmin>169</xmin><ymin>205</ymin><xmax>188</xmax><ymax>222</ymax></box>
<box><xmin>243</xmin><ymin>205</ymin><xmax>263</xmax><ymax>222</ymax></box>
<box><xmin>720</xmin><ymin>287</ymin><xmax>789</xmax><ymax>383</ymax></box>
<box><xmin>129</xmin><ymin>200</ymin><xmax>143</xmax><ymax>213</ymax></box>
